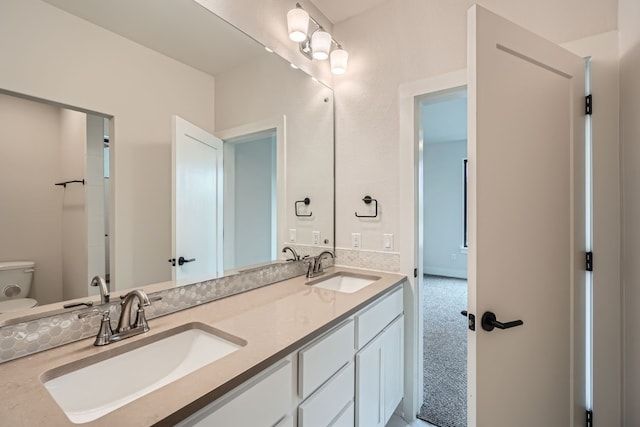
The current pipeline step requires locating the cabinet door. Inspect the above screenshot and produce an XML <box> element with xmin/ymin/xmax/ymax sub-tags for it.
<box><xmin>382</xmin><ymin>315</ymin><xmax>404</xmax><ymax>420</ymax></box>
<box><xmin>355</xmin><ymin>333</ymin><xmax>384</xmax><ymax>427</ymax></box>
<box><xmin>356</xmin><ymin>315</ymin><xmax>405</xmax><ymax>427</ymax></box>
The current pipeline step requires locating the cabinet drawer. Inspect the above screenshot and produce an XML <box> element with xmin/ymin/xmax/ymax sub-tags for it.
<box><xmin>298</xmin><ymin>362</ymin><xmax>354</xmax><ymax>427</ymax></box>
<box><xmin>298</xmin><ymin>319</ymin><xmax>355</xmax><ymax>399</ymax></box>
<box><xmin>176</xmin><ymin>359</ymin><xmax>292</xmax><ymax>427</ymax></box>
<box><xmin>355</xmin><ymin>286</ymin><xmax>403</xmax><ymax>349</ymax></box>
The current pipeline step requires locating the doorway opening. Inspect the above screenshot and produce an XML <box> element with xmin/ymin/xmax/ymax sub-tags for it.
<box><xmin>223</xmin><ymin>129</ymin><xmax>277</xmax><ymax>271</ymax></box>
<box><xmin>417</xmin><ymin>86</ymin><xmax>468</xmax><ymax>427</ymax></box>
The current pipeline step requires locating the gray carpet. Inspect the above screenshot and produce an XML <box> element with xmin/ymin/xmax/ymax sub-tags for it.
<box><xmin>418</xmin><ymin>275</ymin><xmax>467</xmax><ymax>427</ymax></box>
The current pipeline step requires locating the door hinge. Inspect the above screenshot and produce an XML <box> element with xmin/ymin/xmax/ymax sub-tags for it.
<box><xmin>586</xmin><ymin>251</ymin><xmax>593</xmax><ymax>272</ymax></box>
<box><xmin>413</xmin><ymin>268</ymin><xmax>418</xmax><ymax>278</ymax></box>
<box><xmin>461</xmin><ymin>311</ymin><xmax>476</xmax><ymax>331</ymax></box>
<box><xmin>586</xmin><ymin>409</ymin><xmax>593</xmax><ymax>427</ymax></box>
<box><xmin>586</xmin><ymin>94</ymin><xmax>593</xmax><ymax>115</ymax></box>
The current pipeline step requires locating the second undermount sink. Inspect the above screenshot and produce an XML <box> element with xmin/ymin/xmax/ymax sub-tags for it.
<box><xmin>307</xmin><ymin>271</ymin><xmax>381</xmax><ymax>293</ymax></box>
<box><xmin>42</xmin><ymin>322</ymin><xmax>246</xmax><ymax>424</ymax></box>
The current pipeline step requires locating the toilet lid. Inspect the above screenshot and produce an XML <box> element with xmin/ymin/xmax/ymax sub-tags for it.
<box><xmin>0</xmin><ymin>298</ymin><xmax>37</xmax><ymax>313</ymax></box>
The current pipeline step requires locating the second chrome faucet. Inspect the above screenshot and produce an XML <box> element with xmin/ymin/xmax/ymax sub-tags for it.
<box><xmin>305</xmin><ymin>251</ymin><xmax>335</xmax><ymax>278</ymax></box>
<box><xmin>78</xmin><ymin>289</ymin><xmax>161</xmax><ymax>346</ymax></box>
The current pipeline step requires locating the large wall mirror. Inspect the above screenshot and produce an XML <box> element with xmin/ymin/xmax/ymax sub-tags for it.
<box><xmin>0</xmin><ymin>0</ymin><xmax>334</xmax><ymax>323</ymax></box>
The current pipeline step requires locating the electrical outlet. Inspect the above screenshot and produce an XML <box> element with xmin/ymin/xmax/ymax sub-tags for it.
<box><xmin>383</xmin><ymin>233</ymin><xmax>393</xmax><ymax>251</ymax></box>
<box><xmin>312</xmin><ymin>231</ymin><xmax>321</xmax><ymax>245</ymax></box>
<box><xmin>289</xmin><ymin>229</ymin><xmax>296</xmax><ymax>243</ymax></box>
<box><xmin>352</xmin><ymin>233</ymin><xmax>361</xmax><ymax>249</ymax></box>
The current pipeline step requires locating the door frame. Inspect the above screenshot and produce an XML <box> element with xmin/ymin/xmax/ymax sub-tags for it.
<box><xmin>399</xmin><ymin>69</ymin><xmax>467</xmax><ymax>420</ymax></box>
<box><xmin>216</xmin><ymin>115</ymin><xmax>286</xmax><ymax>263</ymax></box>
<box><xmin>401</xmin><ymin>67</ymin><xmax>587</xmax><ymax>424</ymax></box>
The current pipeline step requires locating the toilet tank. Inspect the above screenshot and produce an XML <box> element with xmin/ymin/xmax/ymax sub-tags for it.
<box><xmin>0</xmin><ymin>261</ymin><xmax>35</xmax><ymax>300</ymax></box>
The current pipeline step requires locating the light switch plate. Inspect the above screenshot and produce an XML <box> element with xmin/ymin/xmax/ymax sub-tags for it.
<box><xmin>312</xmin><ymin>231</ymin><xmax>321</xmax><ymax>245</ymax></box>
<box><xmin>383</xmin><ymin>233</ymin><xmax>393</xmax><ymax>251</ymax></box>
<box><xmin>289</xmin><ymin>229</ymin><xmax>296</xmax><ymax>243</ymax></box>
<box><xmin>352</xmin><ymin>233</ymin><xmax>361</xmax><ymax>249</ymax></box>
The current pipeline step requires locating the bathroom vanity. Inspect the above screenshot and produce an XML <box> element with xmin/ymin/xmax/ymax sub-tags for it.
<box><xmin>0</xmin><ymin>267</ymin><xmax>405</xmax><ymax>426</ymax></box>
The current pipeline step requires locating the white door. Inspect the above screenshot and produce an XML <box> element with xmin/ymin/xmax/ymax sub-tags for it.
<box><xmin>172</xmin><ymin>116</ymin><xmax>223</xmax><ymax>284</ymax></box>
<box><xmin>467</xmin><ymin>5</ymin><xmax>585</xmax><ymax>426</ymax></box>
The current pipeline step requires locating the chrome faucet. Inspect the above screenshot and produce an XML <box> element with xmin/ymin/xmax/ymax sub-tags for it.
<box><xmin>77</xmin><ymin>289</ymin><xmax>161</xmax><ymax>346</ymax></box>
<box><xmin>306</xmin><ymin>250</ymin><xmax>335</xmax><ymax>278</ymax></box>
<box><xmin>117</xmin><ymin>289</ymin><xmax>151</xmax><ymax>333</ymax></box>
<box><xmin>282</xmin><ymin>246</ymin><xmax>300</xmax><ymax>261</ymax></box>
<box><xmin>90</xmin><ymin>275</ymin><xmax>110</xmax><ymax>304</ymax></box>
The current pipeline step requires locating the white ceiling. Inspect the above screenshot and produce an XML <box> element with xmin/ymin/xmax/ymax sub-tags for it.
<box><xmin>310</xmin><ymin>0</ymin><xmax>387</xmax><ymax>23</ymax></box>
<box><xmin>42</xmin><ymin>0</ymin><xmax>265</xmax><ymax>76</ymax></box>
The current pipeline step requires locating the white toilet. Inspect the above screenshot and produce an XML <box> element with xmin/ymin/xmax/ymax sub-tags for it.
<box><xmin>0</xmin><ymin>261</ymin><xmax>38</xmax><ymax>313</ymax></box>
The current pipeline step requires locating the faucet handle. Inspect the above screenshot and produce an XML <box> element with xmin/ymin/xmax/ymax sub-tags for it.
<box><xmin>133</xmin><ymin>307</ymin><xmax>151</xmax><ymax>331</ymax></box>
<box><xmin>78</xmin><ymin>309</ymin><xmax>114</xmax><ymax>346</ymax></box>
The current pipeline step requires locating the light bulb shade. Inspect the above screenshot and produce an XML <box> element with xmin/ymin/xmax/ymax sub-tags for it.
<box><xmin>287</xmin><ymin>8</ymin><xmax>309</xmax><ymax>42</ymax></box>
<box><xmin>311</xmin><ymin>30</ymin><xmax>332</xmax><ymax>60</ymax></box>
<box><xmin>330</xmin><ymin>49</ymin><xmax>349</xmax><ymax>74</ymax></box>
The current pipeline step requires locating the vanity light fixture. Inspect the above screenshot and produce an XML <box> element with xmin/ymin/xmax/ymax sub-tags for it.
<box><xmin>286</xmin><ymin>3</ymin><xmax>349</xmax><ymax>75</ymax></box>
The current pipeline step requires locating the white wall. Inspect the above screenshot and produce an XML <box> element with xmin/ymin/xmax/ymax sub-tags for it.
<box><xmin>619</xmin><ymin>0</ymin><xmax>640</xmax><ymax>424</ymax></box>
<box><xmin>215</xmin><ymin>52</ymin><xmax>334</xmax><ymax>250</ymax></box>
<box><xmin>0</xmin><ymin>0</ymin><xmax>216</xmax><ymax>290</ymax></box>
<box><xmin>0</xmin><ymin>94</ymin><xmax>63</xmax><ymax>305</ymax></box>
<box><xmin>423</xmin><ymin>140</ymin><xmax>467</xmax><ymax>279</ymax></box>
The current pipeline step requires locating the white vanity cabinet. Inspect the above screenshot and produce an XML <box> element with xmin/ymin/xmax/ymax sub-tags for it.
<box><xmin>175</xmin><ymin>283</ymin><xmax>404</xmax><ymax>427</ymax></box>
<box><xmin>354</xmin><ymin>287</ymin><xmax>404</xmax><ymax>427</ymax></box>
<box><xmin>175</xmin><ymin>358</ymin><xmax>293</xmax><ymax>427</ymax></box>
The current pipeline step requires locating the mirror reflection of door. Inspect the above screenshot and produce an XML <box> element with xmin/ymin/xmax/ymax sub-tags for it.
<box><xmin>172</xmin><ymin>116</ymin><xmax>224</xmax><ymax>285</ymax></box>
<box><xmin>223</xmin><ymin>130</ymin><xmax>277</xmax><ymax>271</ymax></box>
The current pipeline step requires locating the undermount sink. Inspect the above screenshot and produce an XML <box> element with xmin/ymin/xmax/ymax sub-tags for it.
<box><xmin>41</xmin><ymin>322</ymin><xmax>246</xmax><ymax>424</ymax></box>
<box><xmin>307</xmin><ymin>271</ymin><xmax>381</xmax><ymax>293</ymax></box>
